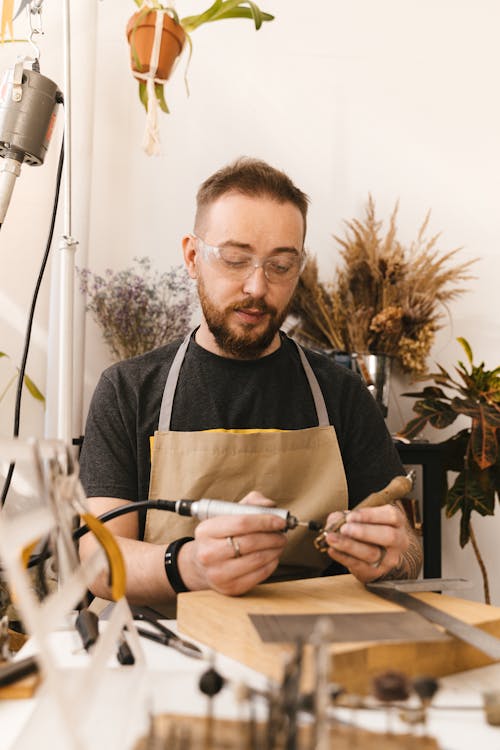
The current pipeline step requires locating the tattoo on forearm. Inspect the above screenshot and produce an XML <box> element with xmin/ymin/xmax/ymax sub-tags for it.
<box><xmin>377</xmin><ymin>501</ymin><xmax>423</xmax><ymax>581</ymax></box>
<box><xmin>380</xmin><ymin>528</ymin><xmax>423</xmax><ymax>581</ymax></box>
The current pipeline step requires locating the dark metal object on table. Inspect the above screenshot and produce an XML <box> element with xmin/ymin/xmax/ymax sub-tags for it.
<box><xmin>133</xmin><ymin>611</ymin><xmax>203</xmax><ymax>660</ymax></box>
<box><xmin>367</xmin><ymin>579</ymin><xmax>500</xmax><ymax>661</ymax></box>
<box><xmin>394</xmin><ymin>440</ymin><xmax>448</xmax><ymax>579</ymax></box>
<box><xmin>0</xmin><ymin>654</ymin><xmax>38</xmax><ymax>687</ymax></box>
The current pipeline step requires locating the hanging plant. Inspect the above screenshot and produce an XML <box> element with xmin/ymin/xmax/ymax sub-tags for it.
<box><xmin>125</xmin><ymin>1</ymin><xmax>274</xmax><ymax>153</ymax></box>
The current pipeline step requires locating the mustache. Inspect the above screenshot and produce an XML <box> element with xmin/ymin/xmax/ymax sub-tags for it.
<box><xmin>231</xmin><ymin>298</ymin><xmax>276</xmax><ymax>315</ymax></box>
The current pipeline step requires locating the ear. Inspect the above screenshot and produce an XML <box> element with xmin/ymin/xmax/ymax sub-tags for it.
<box><xmin>182</xmin><ymin>234</ymin><xmax>198</xmax><ymax>279</ymax></box>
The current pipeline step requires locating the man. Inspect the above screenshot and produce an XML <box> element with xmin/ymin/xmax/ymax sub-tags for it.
<box><xmin>79</xmin><ymin>158</ymin><xmax>421</xmax><ymax>611</ymax></box>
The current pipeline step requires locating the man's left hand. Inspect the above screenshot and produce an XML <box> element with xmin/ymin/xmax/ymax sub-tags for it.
<box><xmin>323</xmin><ymin>503</ymin><xmax>421</xmax><ymax>582</ymax></box>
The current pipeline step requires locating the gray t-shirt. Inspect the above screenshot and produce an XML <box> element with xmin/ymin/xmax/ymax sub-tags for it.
<box><xmin>79</xmin><ymin>333</ymin><xmax>404</xmax><ymax>542</ymax></box>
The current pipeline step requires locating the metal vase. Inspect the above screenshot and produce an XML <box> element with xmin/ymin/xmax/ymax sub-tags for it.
<box><xmin>351</xmin><ymin>353</ymin><xmax>392</xmax><ymax>417</ymax></box>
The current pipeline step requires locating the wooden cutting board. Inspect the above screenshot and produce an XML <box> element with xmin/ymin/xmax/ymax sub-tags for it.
<box><xmin>177</xmin><ymin>575</ymin><xmax>500</xmax><ymax>694</ymax></box>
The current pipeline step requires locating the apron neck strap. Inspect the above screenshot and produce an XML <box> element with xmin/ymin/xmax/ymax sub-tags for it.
<box><xmin>158</xmin><ymin>330</ymin><xmax>192</xmax><ymax>431</ymax></box>
<box><xmin>291</xmin><ymin>340</ymin><xmax>330</xmax><ymax>427</ymax></box>
<box><xmin>157</xmin><ymin>331</ymin><xmax>330</xmax><ymax>430</ymax></box>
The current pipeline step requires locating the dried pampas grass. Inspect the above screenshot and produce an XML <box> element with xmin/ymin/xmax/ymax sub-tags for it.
<box><xmin>290</xmin><ymin>196</ymin><xmax>476</xmax><ymax>375</ymax></box>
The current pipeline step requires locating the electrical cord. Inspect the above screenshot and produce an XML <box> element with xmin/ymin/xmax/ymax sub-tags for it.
<box><xmin>73</xmin><ymin>499</ymin><xmax>176</xmax><ymax>541</ymax></box>
<box><xmin>24</xmin><ymin>499</ymin><xmax>176</xmax><ymax>569</ymax></box>
<box><xmin>1</xmin><ymin>127</ymin><xmax>65</xmax><ymax>507</ymax></box>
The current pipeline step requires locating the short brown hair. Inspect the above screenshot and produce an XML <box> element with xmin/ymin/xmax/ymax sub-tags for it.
<box><xmin>195</xmin><ymin>157</ymin><xmax>309</xmax><ymax>241</ymax></box>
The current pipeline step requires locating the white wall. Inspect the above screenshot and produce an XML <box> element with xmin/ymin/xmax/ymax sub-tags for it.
<box><xmin>1</xmin><ymin>1</ymin><xmax>499</xmax><ymax>603</ymax></box>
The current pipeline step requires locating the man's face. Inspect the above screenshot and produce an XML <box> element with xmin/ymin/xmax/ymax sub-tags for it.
<box><xmin>183</xmin><ymin>192</ymin><xmax>305</xmax><ymax>359</ymax></box>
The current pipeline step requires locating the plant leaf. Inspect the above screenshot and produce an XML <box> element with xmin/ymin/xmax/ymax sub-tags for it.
<box><xmin>459</xmin><ymin>507</ymin><xmax>472</xmax><ymax>547</ymax></box>
<box><xmin>412</xmin><ymin>398</ymin><xmax>457</xmax><ymax>429</ymax></box>
<box><xmin>445</xmin><ymin>470</ymin><xmax>495</xmax><ymax>527</ymax></box>
<box><xmin>397</xmin><ymin>414</ymin><xmax>429</xmax><ymax>440</ymax></box>
<box><xmin>154</xmin><ymin>83</ymin><xmax>169</xmax><ymax>113</ymax></box>
<box><xmin>470</xmin><ymin>414</ymin><xmax>499</xmax><ymax>470</ymax></box>
<box><xmin>401</xmin><ymin>386</ymin><xmax>450</xmax><ymax>399</ymax></box>
<box><xmin>457</xmin><ymin>336</ymin><xmax>474</xmax><ymax>365</ymax></box>
<box><xmin>139</xmin><ymin>81</ymin><xmax>148</xmax><ymax>111</ymax></box>
<box><xmin>23</xmin><ymin>374</ymin><xmax>45</xmax><ymax>403</ymax></box>
<box><xmin>182</xmin><ymin>1</ymin><xmax>274</xmax><ymax>32</ymax></box>
<box><xmin>440</xmin><ymin>429</ymin><xmax>469</xmax><ymax>473</ymax></box>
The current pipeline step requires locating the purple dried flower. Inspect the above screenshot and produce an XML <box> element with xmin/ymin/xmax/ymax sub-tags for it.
<box><xmin>77</xmin><ymin>257</ymin><xmax>197</xmax><ymax>360</ymax></box>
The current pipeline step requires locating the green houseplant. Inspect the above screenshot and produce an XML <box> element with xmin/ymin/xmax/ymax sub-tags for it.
<box><xmin>399</xmin><ymin>337</ymin><xmax>500</xmax><ymax>603</ymax></box>
<box><xmin>126</xmin><ymin>1</ymin><xmax>274</xmax><ymax>116</ymax></box>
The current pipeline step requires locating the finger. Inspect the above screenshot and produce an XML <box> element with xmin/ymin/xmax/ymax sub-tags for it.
<box><xmin>239</xmin><ymin>491</ymin><xmax>276</xmax><ymax>508</ymax></box>
<box><xmin>326</xmin><ymin>531</ymin><xmax>387</xmax><ymax>567</ymax></box>
<box><xmin>337</xmin><ymin>517</ymin><xmax>406</xmax><ymax>550</ymax></box>
<box><xmin>197</xmin><ymin>530</ymin><xmax>287</xmax><ymax>567</ymax></box>
<box><xmin>208</xmin><ymin>550</ymin><xmax>282</xmax><ymax>595</ymax></box>
<box><xmin>324</xmin><ymin>510</ymin><xmax>348</xmax><ymax>530</ymax></box>
<box><xmin>346</xmin><ymin>504</ymin><xmax>404</xmax><ymax>527</ymax></box>
<box><xmin>325</xmin><ymin>536</ymin><xmax>401</xmax><ymax>581</ymax></box>
<box><xmin>196</xmin><ymin>512</ymin><xmax>286</xmax><ymax>539</ymax></box>
<box><xmin>223</xmin><ymin>531</ymin><xmax>287</xmax><ymax>560</ymax></box>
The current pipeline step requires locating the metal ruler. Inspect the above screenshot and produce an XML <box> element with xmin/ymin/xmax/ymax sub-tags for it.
<box><xmin>366</xmin><ymin>578</ymin><xmax>500</xmax><ymax>661</ymax></box>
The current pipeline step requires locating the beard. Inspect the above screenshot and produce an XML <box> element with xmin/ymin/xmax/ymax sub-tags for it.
<box><xmin>197</xmin><ymin>276</ymin><xmax>291</xmax><ymax>358</ymax></box>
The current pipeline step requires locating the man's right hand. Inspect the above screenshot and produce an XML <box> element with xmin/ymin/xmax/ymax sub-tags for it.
<box><xmin>179</xmin><ymin>491</ymin><xmax>287</xmax><ymax>596</ymax></box>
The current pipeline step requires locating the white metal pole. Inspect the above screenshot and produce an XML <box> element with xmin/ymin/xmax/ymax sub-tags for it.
<box><xmin>71</xmin><ymin>0</ymin><xmax>97</xmax><ymax>442</ymax></box>
<box><xmin>45</xmin><ymin>0</ymin><xmax>97</xmax><ymax>443</ymax></box>
<box><xmin>56</xmin><ymin>0</ymin><xmax>77</xmax><ymax>446</ymax></box>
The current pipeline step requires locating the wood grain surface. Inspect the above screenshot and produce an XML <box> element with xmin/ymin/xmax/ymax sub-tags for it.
<box><xmin>177</xmin><ymin>575</ymin><xmax>500</xmax><ymax>694</ymax></box>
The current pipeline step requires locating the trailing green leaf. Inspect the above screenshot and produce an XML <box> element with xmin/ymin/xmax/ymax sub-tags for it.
<box><xmin>155</xmin><ymin>83</ymin><xmax>169</xmax><ymax>113</ymax></box>
<box><xmin>457</xmin><ymin>336</ymin><xmax>473</xmax><ymax>364</ymax></box>
<box><xmin>1</xmin><ymin>352</ymin><xmax>45</xmax><ymax>405</ymax></box>
<box><xmin>181</xmin><ymin>1</ymin><xmax>274</xmax><ymax>32</ymax></box>
<box><xmin>139</xmin><ymin>81</ymin><xmax>148</xmax><ymax>111</ymax></box>
<box><xmin>23</xmin><ymin>374</ymin><xmax>45</xmax><ymax>403</ymax></box>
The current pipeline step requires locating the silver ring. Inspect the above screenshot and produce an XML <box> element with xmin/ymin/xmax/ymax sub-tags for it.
<box><xmin>227</xmin><ymin>535</ymin><xmax>241</xmax><ymax>558</ymax></box>
<box><xmin>370</xmin><ymin>545</ymin><xmax>387</xmax><ymax>569</ymax></box>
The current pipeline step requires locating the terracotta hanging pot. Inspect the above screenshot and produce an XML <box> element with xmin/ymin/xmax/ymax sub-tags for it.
<box><xmin>126</xmin><ymin>10</ymin><xmax>186</xmax><ymax>81</ymax></box>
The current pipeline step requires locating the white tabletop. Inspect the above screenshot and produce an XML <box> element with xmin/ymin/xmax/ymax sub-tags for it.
<box><xmin>2</xmin><ymin>619</ymin><xmax>500</xmax><ymax>750</ymax></box>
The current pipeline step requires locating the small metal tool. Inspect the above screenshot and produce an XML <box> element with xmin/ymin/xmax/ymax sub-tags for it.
<box><xmin>172</xmin><ymin>498</ymin><xmax>321</xmax><ymax>532</ymax></box>
<box><xmin>367</xmin><ymin>578</ymin><xmax>500</xmax><ymax>661</ymax></box>
<box><xmin>133</xmin><ymin>612</ymin><xmax>203</xmax><ymax>660</ymax></box>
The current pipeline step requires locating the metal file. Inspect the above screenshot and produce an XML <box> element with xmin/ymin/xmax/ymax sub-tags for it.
<box><xmin>367</xmin><ymin>578</ymin><xmax>500</xmax><ymax>661</ymax></box>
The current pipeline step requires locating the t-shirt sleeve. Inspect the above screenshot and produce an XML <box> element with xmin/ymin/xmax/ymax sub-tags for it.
<box><xmin>339</xmin><ymin>377</ymin><xmax>405</xmax><ymax>507</ymax></box>
<box><xmin>79</xmin><ymin>372</ymin><xmax>139</xmax><ymax>501</ymax></box>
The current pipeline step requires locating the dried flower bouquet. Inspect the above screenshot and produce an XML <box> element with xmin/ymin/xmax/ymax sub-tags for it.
<box><xmin>291</xmin><ymin>197</ymin><xmax>475</xmax><ymax>375</ymax></box>
<box><xmin>78</xmin><ymin>257</ymin><xmax>196</xmax><ymax>361</ymax></box>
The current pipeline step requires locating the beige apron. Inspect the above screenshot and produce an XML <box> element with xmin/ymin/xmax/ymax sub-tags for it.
<box><xmin>146</xmin><ymin>333</ymin><xmax>348</xmax><ymax>581</ymax></box>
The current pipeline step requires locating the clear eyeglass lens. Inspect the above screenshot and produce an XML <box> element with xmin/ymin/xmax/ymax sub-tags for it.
<box><xmin>216</xmin><ymin>247</ymin><xmax>302</xmax><ymax>282</ymax></box>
